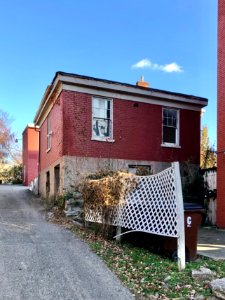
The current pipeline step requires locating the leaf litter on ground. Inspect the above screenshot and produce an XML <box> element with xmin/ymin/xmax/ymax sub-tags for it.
<box><xmin>48</xmin><ymin>207</ymin><xmax>225</xmax><ymax>299</ymax></box>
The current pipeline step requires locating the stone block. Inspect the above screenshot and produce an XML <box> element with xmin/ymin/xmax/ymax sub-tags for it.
<box><xmin>192</xmin><ymin>267</ymin><xmax>216</xmax><ymax>282</ymax></box>
<box><xmin>210</xmin><ymin>278</ymin><xmax>225</xmax><ymax>300</ymax></box>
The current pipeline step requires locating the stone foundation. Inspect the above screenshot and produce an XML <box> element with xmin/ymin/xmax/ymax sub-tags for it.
<box><xmin>39</xmin><ymin>157</ymin><xmax>64</xmax><ymax>198</ymax></box>
<box><xmin>38</xmin><ymin>155</ymin><xmax>170</xmax><ymax>197</ymax></box>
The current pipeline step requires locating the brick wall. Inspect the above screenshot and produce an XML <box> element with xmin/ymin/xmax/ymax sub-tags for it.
<box><xmin>39</xmin><ymin>94</ymin><xmax>63</xmax><ymax>172</ymax></box>
<box><xmin>37</xmin><ymin>89</ymin><xmax>201</xmax><ymax>197</ymax></box>
<box><xmin>22</xmin><ymin>126</ymin><xmax>39</xmax><ymax>186</ymax></box>
<box><xmin>217</xmin><ymin>0</ymin><xmax>225</xmax><ymax>227</ymax></box>
<box><xmin>62</xmin><ymin>90</ymin><xmax>200</xmax><ymax>164</ymax></box>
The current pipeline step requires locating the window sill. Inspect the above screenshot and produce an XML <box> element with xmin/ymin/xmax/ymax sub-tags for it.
<box><xmin>91</xmin><ymin>137</ymin><xmax>115</xmax><ymax>143</ymax></box>
<box><xmin>161</xmin><ymin>144</ymin><xmax>181</xmax><ymax>149</ymax></box>
<box><xmin>46</xmin><ymin>148</ymin><xmax>51</xmax><ymax>153</ymax></box>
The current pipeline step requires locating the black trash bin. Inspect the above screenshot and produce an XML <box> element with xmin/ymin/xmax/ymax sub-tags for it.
<box><xmin>162</xmin><ymin>203</ymin><xmax>204</xmax><ymax>261</ymax></box>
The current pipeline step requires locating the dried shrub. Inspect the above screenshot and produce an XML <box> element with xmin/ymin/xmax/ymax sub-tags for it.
<box><xmin>86</xmin><ymin>170</ymin><xmax>114</xmax><ymax>180</ymax></box>
<box><xmin>80</xmin><ymin>171</ymin><xmax>138</xmax><ymax>237</ymax></box>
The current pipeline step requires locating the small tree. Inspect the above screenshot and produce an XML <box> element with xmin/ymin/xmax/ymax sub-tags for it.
<box><xmin>200</xmin><ymin>125</ymin><xmax>216</xmax><ymax>169</ymax></box>
<box><xmin>8</xmin><ymin>164</ymin><xmax>22</xmax><ymax>184</ymax></box>
<box><xmin>0</xmin><ymin>109</ymin><xmax>21</xmax><ymax>164</ymax></box>
<box><xmin>180</xmin><ymin>161</ymin><xmax>205</xmax><ymax>205</ymax></box>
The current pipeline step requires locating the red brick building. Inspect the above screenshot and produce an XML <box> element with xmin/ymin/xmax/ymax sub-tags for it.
<box><xmin>217</xmin><ymin>0</ymin><xmax>225</xmax><ymax>228</ymax></box>
<box><xmin>22</xmin><ymin>124</ymin><xmax>39</xmax><ymax>186</ymax></box>
<box><xmin>29</xmin><ymin>72</ymin><xmax>207</xmax><ymax>197</ymax></box>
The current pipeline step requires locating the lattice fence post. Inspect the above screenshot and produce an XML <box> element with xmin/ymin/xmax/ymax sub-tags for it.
<box><xmin>173</xmin><ymin>162</ymin><xmax>185</xmax><ymax>271</ymax></box>
<box><xmin>116</xmin><ymin>226</ymin><xmax>122</xmax><ymax>242</ymax></box>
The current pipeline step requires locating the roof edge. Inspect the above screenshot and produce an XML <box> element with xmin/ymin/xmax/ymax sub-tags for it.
<box><xmin>34</xmin><ymin>71</ymin><xmax>208</xmax><ymax>126</ymax></box>
<box><xmin>54</xmin><ymin>71</ymin><xmax>208</xmax><ymax>103</ymax></box>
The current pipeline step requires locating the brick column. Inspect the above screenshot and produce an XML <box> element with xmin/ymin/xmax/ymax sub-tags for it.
<box><xmin>217</xmin><ymin>0</ymin><xmax>225</xmax><ymax>227</ymax></box>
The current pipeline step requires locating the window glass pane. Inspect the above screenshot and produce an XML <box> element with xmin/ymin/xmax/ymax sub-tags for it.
<box><xmin>98</xmin><ymin>108</ymin><xmax>107</xmax><ymax>118</ymax></box>
<box><xmin>163</xmin><ymin>109</ymin><xmax>177</xmax><ymax>128</ymax></box>
<box><xmin>106</xmin><ymin>101</ymin><xmax>111</xmax><ymax>119</ymax></box>
<box><xmin>163</xmin><ymin>126</ymin><xmax>176</xmax><ymax>143</ymax></box>
<box><xmin>93</xmin><ymin>98</ymin><xmax>100</xmax><ymax>109</ymax></box>
<box><xmin>163</xmin><ymin>109</ymin><xmax>168</xmax><ymax>118</ymax></box>
<box><xmin>172</xmin><ymin>116</ymin><xmax>177</xmax><ymax>127</ymax></box>
<box><xmin>93</xmin><ymin>107</ymin><xmax>99</xmax><ymax>117</ymax></box>
<box><xmin>163</xmin><ymin>116</ymin><xmax>168</xmax><ymax>126</ymax></box>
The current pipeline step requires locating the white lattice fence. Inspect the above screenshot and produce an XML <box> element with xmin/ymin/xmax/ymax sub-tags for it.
<box><xmin>85</xmin><ymin>162</ymin><xmax>185</xmax><ymax>269</ymax></box>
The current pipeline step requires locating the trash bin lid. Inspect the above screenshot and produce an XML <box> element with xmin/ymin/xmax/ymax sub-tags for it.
<box><xmin>184</xmin><ymin>202</ymin><xmax>204</xmax><ymax>212</ymax></box>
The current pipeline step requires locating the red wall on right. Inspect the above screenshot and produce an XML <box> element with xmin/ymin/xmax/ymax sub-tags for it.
<box><xmin>217</xmin><ymin>0</ymin><xmax>225</xmax><ymax>228</ymax></box>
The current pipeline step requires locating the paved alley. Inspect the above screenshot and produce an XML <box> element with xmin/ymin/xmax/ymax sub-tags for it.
<box><xmin>0</xmin><ymin>185</ymin><xmax>133</xmax><ymax>300</ymax></box>
<box><xmin>198</xmin><ymin>226</ymin><xmax>225</xmax><ymax>260</ymax></box>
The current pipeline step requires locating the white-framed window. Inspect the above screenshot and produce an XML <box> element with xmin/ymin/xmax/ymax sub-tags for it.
<box><xmin>92</xmin><ymin>97</ymin><xmax>113</xmax><ymax>141</ymax></box>
<box><xmin>162</xmin><ymin>108</ymin><xmax>179</xmax><ymax>146</ymax></box>
<box><xmin>47</xmin><ymin>116</ymin><xmax>52</xmax><ymax>151</ymax></box>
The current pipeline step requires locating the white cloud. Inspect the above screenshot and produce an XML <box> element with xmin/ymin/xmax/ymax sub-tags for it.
<box><xmin>132</xmin><ymin>59</ymin><xmax>152</xmax><ymax>69</ymax></box>
<box><xmin>132</xmin><ymin>59</ymin><xmax>183</xmax><ymax>73</ymax></box>
<box><xmin>161</xmin><ymin>62</ymin><xmax>183</xmax><ymax>73</ymax></box>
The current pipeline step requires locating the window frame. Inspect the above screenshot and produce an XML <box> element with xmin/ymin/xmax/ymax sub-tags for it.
<box><xmin>47</xmin><ymin>116</ymin><xmax>52</xmax><ymax>152</ymax></box>
<box><xmin>162</xmin><ymin>107</ymin><xmax>180</xmax><ymax>148</ymax></box>
<box><xmin>92</xmin><ymin>96</ymin><xmax>114</xmax><ymax>142</ymax></box>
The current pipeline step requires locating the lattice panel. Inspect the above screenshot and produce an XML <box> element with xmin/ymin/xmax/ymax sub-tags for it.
<box><xmin>85</xmin><ymin>165</ymin><xmax>180</xmax><ymax>238</ymax></box>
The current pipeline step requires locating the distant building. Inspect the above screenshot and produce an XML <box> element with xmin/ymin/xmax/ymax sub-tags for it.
<box><xmin>22</xmin><ymin>124</ymin><xmax>39</xmax><ymax>186</ymax></box>
<box><xmin>21</xmin><ymin>71</ymin><xmax>207</xmax><ymax>197</ymax></box>
<box><xmin>217</xmin><ymin>0</ymin><xmax>225</xmax><ymax>228</ymax></box>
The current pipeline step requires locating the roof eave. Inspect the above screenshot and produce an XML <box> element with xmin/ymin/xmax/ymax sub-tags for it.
<box><xmin>34</xmin><ymin>72</ymin><xmax>208</xmax><ymax>126</ymax></box>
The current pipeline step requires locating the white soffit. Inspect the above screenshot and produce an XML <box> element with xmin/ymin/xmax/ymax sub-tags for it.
<box><xmin>62</xmin><ymin>83</ymin><xmax>203</xmax><ymax>111</ymax></box>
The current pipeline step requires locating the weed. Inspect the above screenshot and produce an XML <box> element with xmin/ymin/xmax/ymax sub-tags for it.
<box><xmin>44</xmin><ymin>195</ymin><xmax>65</xmax><ymax>210</ymax></box>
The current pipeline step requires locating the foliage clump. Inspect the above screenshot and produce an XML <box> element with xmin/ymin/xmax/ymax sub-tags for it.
<box><xmin>180</xmin><ymin>161</ymin><xmax>206</xmax><ymax>205</ymax></box>
<box><xmin>0</xmin><ymin>163</ymin><xmax>22</xmax><ymax>184</ymax></box>
<box><xmin>135</xmin><ymin>165</ymin><xmax>152</xmax><ymax>176</ymax></box>
<box><xmin>0</xmin><ymin>109</ymin><xmax>21</xmax><ymax>164</ymax></box>
<box><xmin>200</xmin><ymin>125</ymin><xmax>216</xmax><ymax>169</ymax></box>
<box><xmin>45</xmin><ymin>195</ymin><xmax>65</xmax><ymax>210</ymax></box>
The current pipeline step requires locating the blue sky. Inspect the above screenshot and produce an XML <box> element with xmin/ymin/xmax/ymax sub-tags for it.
<box><xmin>0</xmin><ymin>0</ymin><xmax>217</xmax><ymax>146</ymax></box>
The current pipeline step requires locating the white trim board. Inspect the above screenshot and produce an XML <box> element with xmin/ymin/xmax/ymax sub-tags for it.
<box><xmin>63</xmin><ymin>84</ymin><xmax>203</xmax><ymax>112</ymax></box>
<box><xmin>58</xmin><ymin>74</ymin><xmax>207</xmax><ymax>106</ymax></box>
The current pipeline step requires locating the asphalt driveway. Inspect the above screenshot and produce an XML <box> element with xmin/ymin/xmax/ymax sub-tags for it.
<box><xmin>0</xmin><ymin>185</ymin><xmax>134</xmax><ymax>300</ymax></box>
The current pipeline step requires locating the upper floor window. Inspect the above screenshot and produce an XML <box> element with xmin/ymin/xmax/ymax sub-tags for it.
<box><xmin>47</xmin><ymin>116</ymin><xmax>52</xmax><ymax>151</ymax></box>
<box><xmin>92</xmin><ymin>97</ymin><xmax>113</xmax><ymax>141</ymax></box>
<box><xmin>162</xmin><ymin>108</ymin><xmax>179</xmax><ymax>146</ymax></box>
